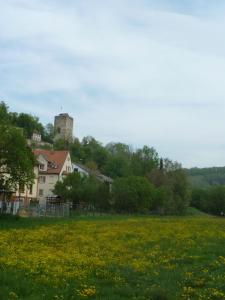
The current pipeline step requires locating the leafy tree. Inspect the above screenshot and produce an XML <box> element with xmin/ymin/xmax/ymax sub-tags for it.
<box><xmin>112</xmin><ymin>176</ymin><xmax>155</xmax><ymax>213</ymax></box>
<box><xmin>148</xmin><ymin>165</ymin><xmax>189</xmax><ymax>215</ymax></box>
<box><xmin>163</xmin><ymin>158</ymin><xmax>181</xmax><ymax>173</ymax></box>
<box><xmin>106</xmin><ymin>142</ymin><xmax>132</xmax><ymax>157</ymax></box>
<box><xmin>190</xmin><ymin>186</ymin><xmax>225</xmax><ymax>215</ymax></box>
<box><xmin>69</xmin><ymin>138</ymin><xmax>84</xmax><ymax>162</ymax></box>
<box><xmin>81</xmin><ymin>136</ymin><xmax>108</xmax><ymax>170</ymax></box>
<box><xmin>166</xmin><ymin>169</ymin><xmax>190</xmax><ymax>214</ymax></box>
<box><xmin>0</xmin><ymin>101</ymin><xmax>10</xmax><ymax>124</ymax></box>
<box><xmin>131</xmin><ymin>146</ymin><xmax>159</xmax><ymax>176</ymax></box>
<box><xmin>103</xmin><ymin>156</ymin><xmax>131</xmax><ymax>178</ymax></box>
<box><xmin>53</xmin><ymin>172</ymin><xmax>84</xmax><ymax>204</ymax></box>
<box><xmin>43</xmin><ymin>123</ymin><xmax>54</xmax><ymax>143</ymax></box>
<box><xmin>53</xmin><ymin>138</ymin><xmax>70</xmax><ymax>150</ymax></box>
<box><xmin>191</xmin><ymin>188</ymin><xmax>208</xmax><ymax>211</ymax></box>
<box><xmin>14</xmin><ymin>113</ymin><xmax>44</xmax><ymax>138</ymax></box>
<box><xmin>0</xmin><ymin>124</ymin><xmax>35</xmax><ymax>191</ymax></box>
<box><xmin>152</xmin><ymin>185</ymin><xmax>171</xmax><ymax>215</ymax></box>
<box><xmin>53</xmin><ymin>173</ymin><xmax>110</xmax><ymax>210</ymax></box>
<box><xmin>206</xmin><ymin>186</ymin><xmax>225</xmax><ymax>215</ymax></box>
<box><xmin>85</xmin><ymin>161</ymin><xmax>98</xmax><ymax>172</ymax></box>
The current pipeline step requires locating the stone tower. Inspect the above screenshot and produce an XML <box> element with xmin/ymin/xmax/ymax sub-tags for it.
<box><xmin>54</xmin><ymin>113</ymin><xmax>74</xmax><ymax>142</ymax></box>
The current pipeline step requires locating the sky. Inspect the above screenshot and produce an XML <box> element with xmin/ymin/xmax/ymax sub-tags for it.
<box><xmin>1</xmin><ymin>0</ymin><xmax>225</xmax><ymax>168</ymax></box>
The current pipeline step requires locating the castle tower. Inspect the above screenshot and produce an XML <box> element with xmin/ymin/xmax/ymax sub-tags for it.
<box><xmin>54</xmin><ymin>113</ymin><xmax>74</xmax><ymax>142</ymax></box>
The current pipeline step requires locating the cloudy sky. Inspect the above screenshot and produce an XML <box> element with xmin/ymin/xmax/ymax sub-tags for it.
<box><xmin>1</xmin><ymin>0</ymin><xmax>225</xmax><ymax>168</ymax></box>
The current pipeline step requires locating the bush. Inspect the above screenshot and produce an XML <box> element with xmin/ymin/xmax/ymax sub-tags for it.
<box><xmin>112</xmin><ymin>176</ymin><xmax>155</xmax><ymax>213</ymax></box>
<box><xmin>191</xmin><ymin>186</ymin><xmax>225</xmax><ymax>215</ymax></box>
<box><xmin>53</xmin><ymin>173</ymin><xmax>110</xmax><ymax>211</ymax></box>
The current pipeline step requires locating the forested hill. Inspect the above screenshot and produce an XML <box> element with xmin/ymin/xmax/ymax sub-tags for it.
<box><xmin>186</xmin><ymin>167</ymin><xmax>225</xmax><ymax>188</ymax></box>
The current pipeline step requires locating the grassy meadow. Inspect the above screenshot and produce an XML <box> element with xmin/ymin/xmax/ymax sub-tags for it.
<box><xmin>0</xmin><ymin>214</ymin><xmax>225</xmax><ymax>300</ymax></box>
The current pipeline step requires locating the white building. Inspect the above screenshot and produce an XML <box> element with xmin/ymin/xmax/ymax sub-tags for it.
<box><xmin>13</xmin><ymin>150</ymin><xmax>72</xmax><ymax>207</ymax></box>
<box><xmin>33</xmin><ymin>149</ymin><xmax>73</xmax><ymax>206</ymax></box>
<box><xmin>73</xmin><ymin>162</ymin><xmax>113</xmax><ymax>191</ymax></box>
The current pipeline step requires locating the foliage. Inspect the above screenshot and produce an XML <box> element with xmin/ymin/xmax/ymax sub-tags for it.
<box><xmin>191</xmin><ymin>186</ymin><xmax>225</xmax><ymax>215</ymax></box>
<box><xmin>148</xmin><ymin>168</ymin><xmax>190</xmax><ymax>215</ymax></box>
<box><xmin>53</xmin><ymin>138</ymin><xmax>70</xmax><ymax>150</ymax></box>
<box><xmin>53</xmin><ymin>173</ymin><xmax>110</xmax><ymax>211</ymax></box>
<box><xmin>0</xmin><ymin>101</ymin><xmax>11</xmax><ymax>124</ymax></box>
<box><xmin>0</xmin><ymin>124</ymin><xmax>35</xmax><ymax>191</ymax></box>
<box><xmin>44</xmin><ymin>123</ymin><xmax>54</xmax><ymax>143</ymax></box>
<box><xmin>112</xmin><ymin>176</ymin><xmax>155</xmax><ymax>213</ymax></box>
<box><xmin>131</xmin><ymin>145</ymin><xmax>159</xmax><ymax>176</ymax></box>
<box><xmin>0</xmin><ymin>101</ymin><xmax>53</xmax><ymax>143</ymax></box>
<box><xmin>186</xmin><ymin>166</ymin><xmax>225</xmax><ymax>188</ymax></box>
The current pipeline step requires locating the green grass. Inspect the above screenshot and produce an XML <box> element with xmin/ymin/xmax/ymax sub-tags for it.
<box><xmin>0</xmin><ymin>214</ymin><xmax>225</xmax><ymax>299</ymax></box>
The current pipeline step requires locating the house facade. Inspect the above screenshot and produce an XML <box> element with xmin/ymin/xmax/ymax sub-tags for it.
<box><xmin>14</xmin><ymin>165</ymin><xmax>39</xmax><ymax>206</ymax></box>
<box><xmin>13</xmin><ymin>150</ymin><xmax>72</xmax><ymax>207</ymax></box>
<box><xmin>34</xmin><ymin>150</ymin><xmax>73</xmax><ymax>206</ymax></box>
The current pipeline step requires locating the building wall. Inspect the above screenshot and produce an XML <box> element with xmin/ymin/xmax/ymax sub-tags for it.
<box><xmin>37</xmin><ymin>174</ymin><xmax>59</xmax><ymax>206</ymax></box>
<box><xmin>15</xmin><ymin>166</ymin><xmax>39</xmax><ymax>205</ymax></box>
<box><xmin>37</xmin><ymin>153</ymin><xmax>73</xmax><ymax>206</ymax></box>
<box><xmin>54</xmin><ymin>113</ymin><xmax>74</xmax><ymax>142</ymax></box>
<box><xmin>60</xmin><ymin>153</ymin><xmax>73</xmax><ymax>178</ymax></box>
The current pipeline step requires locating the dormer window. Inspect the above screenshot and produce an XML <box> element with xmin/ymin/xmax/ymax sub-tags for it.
<box><xmin>39</xmin><ymin>164</ymin><xmax>45</xmax><ymax>171</ymax></box>
<box><xmin>48</xmin><ymin>162</ymin><xmax>57</xmax><ymax>169</ymax></box>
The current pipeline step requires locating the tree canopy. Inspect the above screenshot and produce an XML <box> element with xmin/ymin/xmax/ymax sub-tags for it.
<box><xmin>0</xmin><ymin>124</ymin><xmax>35</xmax><ymax>191</ymax></box>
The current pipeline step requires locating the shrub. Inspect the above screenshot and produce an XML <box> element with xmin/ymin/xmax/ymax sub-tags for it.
<box><xmin>112</xmin><ymin>176</ymin><xmax>155</xmax><ymax>213</ymax></box>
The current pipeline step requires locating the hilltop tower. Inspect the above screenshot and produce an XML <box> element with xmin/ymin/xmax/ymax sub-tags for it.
<box><xmin>54</xmin><ymin>113</ymin><xmax>74</xmax><ymax>142</ymax></box>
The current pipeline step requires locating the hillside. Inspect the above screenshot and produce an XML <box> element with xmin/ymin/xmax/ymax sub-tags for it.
<box><xmin>186</xmin><ymin>167</ymin><xmax>225</xmax><ymax>188</ymax></box>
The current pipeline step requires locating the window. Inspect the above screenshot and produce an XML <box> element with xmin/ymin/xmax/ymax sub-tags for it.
<box><xmin>19</xmin><ymin>185</ymin><xmax>25</xmax><ymax>194</ymax></box>
<box><xmin>39</xmin><ymin>164</ymin><xmax>45</xmax><ymax>171</ymax></box>
<box><xmin>66</xmin><ymin>166</ymin><xmax>71</xmax><ymax>172</ymax></box>
<box><xmin>39</xmin><ymin>189</ymin><xmax>44</xmax><ymax>196</ymax></box>
<box><xmin>49</xmin><ymin>175</ymin><xmax>55</xmax><ymax>184</ymax></box>
<box><xmin>29</xmin><ymin>184</ymin><xmax>33</xmax><ymax>194</ymax></box>
<box><xmin>39</xmin><ymin>176</ymin><xmax>46</xmax><ymax>183</ymax></box>
<box><xmin>57</xmin><ymin>127</ymin><xmax>61</xmax><ymax>133</ymax></box>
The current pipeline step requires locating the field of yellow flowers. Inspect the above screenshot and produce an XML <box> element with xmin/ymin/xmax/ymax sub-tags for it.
<box><xmin>0</xmin><ymin>215</ymin><xmax>225</xmax><ymax>299</ymax></box>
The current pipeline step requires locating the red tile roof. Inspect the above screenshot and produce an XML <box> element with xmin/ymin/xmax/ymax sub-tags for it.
<box><xmin>33</xmin><ymin>149</ymin><xmax>69</xmax><ymax>174</ymax></box>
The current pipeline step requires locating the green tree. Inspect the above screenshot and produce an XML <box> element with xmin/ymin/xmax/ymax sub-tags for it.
<box><xmin>0</xmin><ymin>124</ymin><xmax>35</xmax><ymax>191</ymax></box>
<box><xmin>103</xmin><ymin>142</ymin><xmax>132</xmax><ymax>178</ymax></box>
<box><xmin>0</xmin><ymin>101</ymin><xmax>10</xmax><ymax>124</ymax></box>
<box><xmin>53</xmin><ymin>173</ymin><xmax>110</xmax><ymax>210</ymax></box>
<box><xmin>191</xmin><ymin>188</ymin><xmax>208</xmax><ymax>210</ymax></box>
<box><xmin>103</xmin><ymin>156</ymin><xmax>131</xmax><ymax>178</ymax></box>
<box><xmin>43</xmin><ymin>123</ymin><xmax>54</xmax><ymax>143</ymax></box>
<box><xmin>53</xmin><ymin>172</ymin><xmax>86</xmax><ymax>204</ymax></box>
<box><xmin>207</xmin><ymin>186</ymin><xmax>225</xmax><ymax>215</ymax></box>
<box><xmin>14</xmin><ymin>113</ymin><xmax>44</xmax><ymax>138</ymax></box>
<box><xmin>81</xmin><ymin>136</ymin><xmax>108</xmax><ymax>170</ymax></box>
<box><xmin>69</xmin><ymin>138</ymin><xmax>84</xmax><ymax>162</ymax></box>
<box><xmin>53</xmin><ymin>138</ymin><xmax>70</xmax><ymax>150</ymax></box>
<box><xmin>166</xmin><ymin>169</ymin><xmax>190</xmax><ymax>214</ymax></box>
<box><xmin>112</xmin><ymin>176</ymin><xmax>155</xmax><ymax>213</ymax></box>
<box><xmin>131</xmin><ymin>146</ymin><xmax>159</xmax><ymax>176</ymax></box>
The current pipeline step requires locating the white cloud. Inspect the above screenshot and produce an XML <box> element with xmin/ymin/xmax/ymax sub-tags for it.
<box><xmin>1</xmin><ymin>0</ymin><xmax>225</xmax><ymax>167</ymax></box>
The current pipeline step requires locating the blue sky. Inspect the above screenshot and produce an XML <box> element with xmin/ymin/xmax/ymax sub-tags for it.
<box><xmin>1</xmin><ymin>0</ymin><xmax>225</xmax><ymax>167</ymax></box>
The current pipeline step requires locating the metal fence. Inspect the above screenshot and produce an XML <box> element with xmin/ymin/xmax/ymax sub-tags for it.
<box><xmin>0</xmin><ymin>201</ymin><xmax>70</xmax><ymax>218</ymax></box>
<box><xmin>0</xmin><ymin>200</ymin><xmax>20</xmax><ymax>215</ymax></box>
